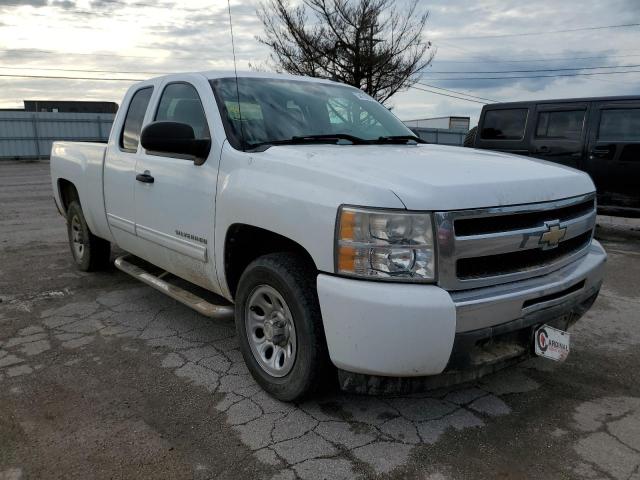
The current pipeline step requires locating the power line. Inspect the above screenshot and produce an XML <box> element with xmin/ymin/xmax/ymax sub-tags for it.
<box><xmin>0</xmin><ymin>1</ymin><xmax>193</xmax><ymax>18</ymax></box>
<box><xmin>0</xmin><ymin>0</ymin><xmax>181</xmax><ymax>9</ymax></box>
<box><xmin>0</xmin><ymin>66</ymin><xmax>492</xmax><ymax>102</ymax></box>
<box><xmin>423</xmin><ymin>64</ymin><xmax>640</xmax><ymax>75</ymax></box>
<box><xmin>0</xmin><ymin>66</ymin><xmax>497</xmax><ymax>104</ymax></box>
<box><xmin>431</xmin><ymin>39</ymin><xmax>638</xmax><ymax>70</ymax></box>
<box><xmin>0</xmin><ymin>46</ymin><xmax>249</xmax><ymax>61</ymax></box>
<box><xmin>0</xmin><ymin>48</ymin><xmax>163</xmax><ymax>60</ymax></box>
<box><xmin>409</xmin><ymin>85</ymin><xmax>487</xmax><ymax>104</ymax></box>
<box><xmin>0</xmin><ymin>65</ymin><xmax>166</xmax><ymax>75</ymax></box>
<box><xmin>0</xmin><ymin>73</ymin><xmax>144</xmax><ymax>81</ymax></box>
<box><xmin>434</xmin><ymin>22</ymin><xmax>640</xmax><ymax>41</ymax></box>
<box><xmin>0</xmin><ymin>73</ymin><xmax>494</xmax><ymax>105</ymax></box>
<box><xmin>434</xmin><ymin>52</ymin><xmax>640</xmax><ymax>64</ymax></box>
<box><xmin>0</xmin><ymin>48</ymin><xmax>218</xmax><ymax>61</ymax></box>
<box><xmin>421</xmin><ymin>69</ymin><xmax>640</xmax><ymax>81</ymax></box>
<box><xmin>415</xmin><ymin>82</ymin><xmax>498</xmax><ymax>103</ymax></box>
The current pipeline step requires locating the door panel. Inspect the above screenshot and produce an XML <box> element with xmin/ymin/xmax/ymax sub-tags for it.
<box><xmin>133</xmin><ymin>80</ymin><xmax>220</xmax><ymax>290</ymax></box>
<box><xmin>528</xmin><ymin>103</ymin><xmax>588</xmax><ymax>169</ymax></box>
<box><xmin>587</xmin><ymin>101</ymin><xmax>640</xmax><ymax>210</ymax></box>
<box><xmin>104</xmin><ymin>86</ymin><xmax>154</xmax><ymax>252</ymax></box>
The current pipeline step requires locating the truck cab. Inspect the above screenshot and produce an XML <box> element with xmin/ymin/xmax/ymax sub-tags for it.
<box><xmin>50</xmin><ymin>72</ymin><xmax>606</xmax><ymax>401</ymax></box>
<box><xmin>470</xmin><ymin>96</ymin><xmax>640</xmax><ymax>217</ymax></box>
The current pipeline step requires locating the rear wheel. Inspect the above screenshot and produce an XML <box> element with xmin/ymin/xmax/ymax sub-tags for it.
<box><xmin>235</xmin><ymin>253</ymin><xmax>330</xmax><ymax>401</ymax></box>
<box><xmin>66</xmin><ymin>201</ymin><xmax>111</xmax><ymax>271</ymax></box>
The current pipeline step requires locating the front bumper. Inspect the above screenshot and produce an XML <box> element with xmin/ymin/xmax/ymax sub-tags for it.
<box><xmin>316</xmin><ymin>240</ymin><xmax>606</xmax><ymax>380</ymax></box>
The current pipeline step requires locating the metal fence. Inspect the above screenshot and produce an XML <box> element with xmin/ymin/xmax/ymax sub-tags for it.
<box><xmin>0</xmin><ymin>114</ymin><xmax>466</xmax><ymax>159</ymax></box>
<box><xmin>0</xmin><ymin>112</ymin><xmax>115</xmax><ymax>159</ymax></box>
<box><xmin>410</xmin><ymin>127</ymin><xmax>467</xmax><ymax>146</ymax></box>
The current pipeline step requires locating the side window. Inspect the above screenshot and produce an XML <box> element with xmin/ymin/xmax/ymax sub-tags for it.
<box><xmin>480</xmin><ymin>108</ymin><xmax>528</xmax><ymax>140</ymax></box>
<box><xmin>120</xmin><ymin>87</ymin><xmax>153</xmax><ymax>152</ymax></box>
<box><xmin>155</xmin><ymin>83</ymin><xmax>210</xmax><ymax>140</ymax></box>
<box><xmin>598</xmin><ymin>108</ymin><xmax>640</xmax><ymax>142</ymax></box>
<box><xmin>535</xmin><ymin>110</ymin><xmax>585</xmax><ymax>140</ymax></box>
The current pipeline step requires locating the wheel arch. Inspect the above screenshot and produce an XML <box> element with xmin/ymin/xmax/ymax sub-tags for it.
<box><xmin>223</xmin><ymin>223</ymin><xmax>318</xmax><ymax>300</ymax></box>
<box><xmin>57</xmin><ymin>178</ymin><xmax>80</xmax><ymax>215</ymax></box>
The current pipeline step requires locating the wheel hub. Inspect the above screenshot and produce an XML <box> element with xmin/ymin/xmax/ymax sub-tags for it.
<box><xmin>245</xmin><ymin>285</ymin><xmax>297</xmax><ymax>378</ymax></box>
<box><xmin>70</xmin><ymin>214</ymin><xmax>85</xmax><ymax>259</ymax></box>
<box><xmin>263</xmin><ymin>312</ymin><xmax>289</xmax><ymax>346</ymax></box>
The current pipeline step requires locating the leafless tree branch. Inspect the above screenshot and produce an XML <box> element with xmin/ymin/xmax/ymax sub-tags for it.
<box><xmin>256</xmin><ymin>0</ymin><xmax>435</xmax><ymax>104</ymax></box>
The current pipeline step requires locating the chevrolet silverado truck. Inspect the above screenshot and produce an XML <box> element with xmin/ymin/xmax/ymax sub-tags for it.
<box><xmin>50</xmin><ymin>72</ymin><xmax>606</xmax><ymax>401</ymax></box>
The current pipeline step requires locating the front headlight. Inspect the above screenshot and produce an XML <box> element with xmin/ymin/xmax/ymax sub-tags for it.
<box><xmin>335</xmin><ymin>206</ymin><xmax>436</xmax><ymax>282</ymax></box>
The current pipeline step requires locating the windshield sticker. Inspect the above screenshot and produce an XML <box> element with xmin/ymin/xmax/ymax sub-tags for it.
<box><xmin>225</xmin><ymin>101</ymin><xmax>264</xmax><ymax>121</ymax></box>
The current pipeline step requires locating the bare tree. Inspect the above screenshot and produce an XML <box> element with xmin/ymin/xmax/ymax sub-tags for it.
<box><xmin>256</xmin><ymin>0</ymin><xmax>435</xmax><ymax>104</ymax></box>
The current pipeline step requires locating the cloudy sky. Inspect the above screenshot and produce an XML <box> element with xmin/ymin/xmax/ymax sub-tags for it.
<box><xmin>0</xmin><ymin>0</ymin><xmax>638</xmax><ymax>123</ymax></box>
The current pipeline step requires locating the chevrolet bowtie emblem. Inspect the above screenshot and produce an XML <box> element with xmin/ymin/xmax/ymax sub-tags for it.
<box><xmin>539</xmin><ymin>220</ymin><xmax>567</xmax><ymax>249</ymax></box>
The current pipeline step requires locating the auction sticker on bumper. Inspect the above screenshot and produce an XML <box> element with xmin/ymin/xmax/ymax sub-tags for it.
<box><xmin>535</xmin><ymin>325</ymin><xmax>570</xmax><ymax>361</ymax></box>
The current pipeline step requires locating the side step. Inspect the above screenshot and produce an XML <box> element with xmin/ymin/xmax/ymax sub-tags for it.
<box><xmin>114</xmin><ymin>255</ymin><xmax>235</xmax><ymax>319</ymax></box>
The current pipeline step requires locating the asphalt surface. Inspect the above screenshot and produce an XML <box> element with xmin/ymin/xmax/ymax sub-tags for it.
<box><xmin>1</xmin><ymin>160</ymin><xmax>640</xmax><ymax>480</ymax></box>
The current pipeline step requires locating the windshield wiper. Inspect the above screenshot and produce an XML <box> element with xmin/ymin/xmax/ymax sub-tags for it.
<box><xmin>292</xmin><ymin>134</ymin><xmax>370</xmax><ymax>144</ymax></box>
<box><xmin>247</xmin><ymin>134</ymin><xmax>369</xmax><ymax>151</ymax></box>
<box><xmin>375</xmin><ymin>135</ymin><xmax>426</xmax><ymax>144</ymax></box>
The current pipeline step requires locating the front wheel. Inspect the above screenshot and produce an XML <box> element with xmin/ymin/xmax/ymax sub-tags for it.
<box><xmin>235</xmin><ymin>253</ymin><xmax>330</xmax><ymax>401</ymax></box>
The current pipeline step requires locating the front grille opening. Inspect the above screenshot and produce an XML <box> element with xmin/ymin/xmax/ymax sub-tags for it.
<box><xmin>457</xmin><ymin>231</ymin><xmax>592</xmax><ymax>279</ymax></box>
<box><xmin>454</xmin><ymin>198</ymin><xmax>595</xmax><ymax>236</ymax></box>
<box><xmin>522</xmin><ymin>280</ymin><xmax>586</xmax><ymax>309</ymax></box>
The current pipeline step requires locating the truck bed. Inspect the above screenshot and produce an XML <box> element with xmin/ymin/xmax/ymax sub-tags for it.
<box><xmin>50</xmin><ymin>141</ymin><xmax>113</xmax><ymax>242</ymax></box>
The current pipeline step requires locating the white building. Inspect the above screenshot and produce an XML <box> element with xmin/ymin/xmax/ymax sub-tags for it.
<box><xmin>403</xmin><ymin>116</ymin><xmax>470</xmax><ymax>132</ymax></box>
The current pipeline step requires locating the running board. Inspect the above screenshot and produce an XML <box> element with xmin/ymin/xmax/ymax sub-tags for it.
<box><xmin>114</xmin><ymin>255</ymin><xmax>235</xmax><ymax>319</ymax></box>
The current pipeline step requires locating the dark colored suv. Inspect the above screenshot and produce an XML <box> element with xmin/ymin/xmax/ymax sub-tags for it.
<box><xmin>466</xmin><ymin>96</ymin><xmax>640</xmax><ymax>217</ymax></box>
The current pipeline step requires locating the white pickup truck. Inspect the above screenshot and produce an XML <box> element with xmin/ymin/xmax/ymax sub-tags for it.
<box><xmin>51</xmin><ymin>71</ymin><xmax>606</xmax><ymax>400</ymax></box>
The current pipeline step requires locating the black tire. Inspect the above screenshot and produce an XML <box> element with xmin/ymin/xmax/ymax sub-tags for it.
<box><xmin>66</xmin><ymin>200</ymin><xmax>111</xmax><ymax>272</ymax></box>
<box><xmin>235</xmin><ymin>253</ymin><xmax>330</xmax><ymax>401</ymax></box>
<box><xmin>463</xmin><ymin>126</ymin><xmax>477</xmax><ymax>148</ymax></box>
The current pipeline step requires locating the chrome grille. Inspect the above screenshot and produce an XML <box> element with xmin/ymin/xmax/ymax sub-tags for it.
<box><xmin>434</xmin><ymin>193</ymin><xmax>596</xmax><ymax>290</ymax></box>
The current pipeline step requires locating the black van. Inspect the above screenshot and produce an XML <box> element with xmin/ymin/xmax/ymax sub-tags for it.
<box><xmin>466</xmin><ymin>96</ymin><xmax>640</xmax><ymax>217</ymax></box>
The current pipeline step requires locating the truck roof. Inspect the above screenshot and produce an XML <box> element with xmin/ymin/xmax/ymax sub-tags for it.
<box><xmin>483</xmin><ymin>95</ymin><xmax>640</xmax><ymax>109</ymax></box>
<box><xmin>132</xmin><ymin>70</ymin><xmax>344</xmax><ymax>88</ymax></box>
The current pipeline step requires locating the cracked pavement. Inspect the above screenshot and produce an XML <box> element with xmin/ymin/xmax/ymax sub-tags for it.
<box><xmin>1</xmin><ymin>161</ymin><xmax>640</xmax><ymax>479</ymax></box>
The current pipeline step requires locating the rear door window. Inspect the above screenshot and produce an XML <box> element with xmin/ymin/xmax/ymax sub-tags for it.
<box><xmin>598</xmin><ymin>108</ymin><xmax>640</xmax><ymax>141</ymax></box>
<box><xmin>535</xmin><ymin>110</ymin><xmax>585</xmax><ymax>140</ymax></box>
<box><xmin>480</xmin><ymin>108</ymin><xmax>528</xmax><ymax>140</ymax></box>
<box><xmin>120</xmin><ymin>87</ymin><xmax>153</xmax><ymax>152</ymax></box>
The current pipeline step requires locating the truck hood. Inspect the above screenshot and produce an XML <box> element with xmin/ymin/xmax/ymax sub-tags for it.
<box><xmin>258</xmin><ymin>143</ymin><xmax>595</xmax><ymax>210</ymax></box>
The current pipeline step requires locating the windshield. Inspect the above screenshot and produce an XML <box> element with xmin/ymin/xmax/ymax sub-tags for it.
<box><xmin>210</xmin><ymin>77</ymin><xmax>415</xmax><ymax>150</ymax></box>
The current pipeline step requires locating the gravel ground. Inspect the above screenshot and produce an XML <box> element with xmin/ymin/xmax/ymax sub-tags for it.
<box><xmin>1</xmin><ymin>160</ymin><xmax>639</xmax><ymax>480</ymax></box>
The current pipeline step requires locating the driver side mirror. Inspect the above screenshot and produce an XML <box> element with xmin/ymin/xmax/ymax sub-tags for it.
<box><xmin>140</xmin><ymin>121</ymin><xmax>211</xmax><ymax>165</ymax></box>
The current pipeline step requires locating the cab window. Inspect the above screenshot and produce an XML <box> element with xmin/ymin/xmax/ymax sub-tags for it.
<box><xmin>536</xmin><ymin>110</ymin><xmax>585</xmax><ymax>140</ymax></box>
<box><xmin>120</xmin><ymin>87</ymin><xmax>153</xmax><ymax>152</ymax></box>
<box><xmin>598</xmin><ymin>108</ymin><xmax>640</xmax><ymax>142</ymax></box>
<box><xmin>155</xmin><ymin>83</ymin><xmax>210</xmax><ymax>140</ymax></box>
<box><xmin>480</xmin><ymin>108</ymin><xmax>528</xmax><ymax>140</ymax></box>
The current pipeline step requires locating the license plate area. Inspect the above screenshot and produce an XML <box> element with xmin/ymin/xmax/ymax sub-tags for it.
<box><xmin>534</xmin><ymin>324</ymin><xmax>570</xmax><ymax>361</ymax></box>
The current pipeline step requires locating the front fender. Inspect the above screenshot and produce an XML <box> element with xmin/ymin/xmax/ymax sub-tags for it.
<box><xmin>214</xmin><ymin>144</ymin><xmax>405</xmax><ymax>299</ymax></box>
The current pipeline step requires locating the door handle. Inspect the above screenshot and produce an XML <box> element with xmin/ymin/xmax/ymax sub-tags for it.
<box><xmin>590</xmin><ymin>147</ymin><xmax>611</xmax><ymax>158</ymax></box>
<box><xmin>537</xmin><ymin>145</ymin><xmax>550</xmax><ymax>153</ymax></box>
<box><xmin>136</xmin><ymin>172</ymin><xmax>154</xmax><ymax>183</ymax></box>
